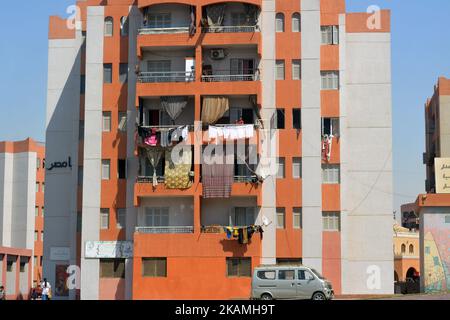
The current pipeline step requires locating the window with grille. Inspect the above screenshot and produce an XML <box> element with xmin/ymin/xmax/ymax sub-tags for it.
<box><xmin>103</xmin><ymin>64</ymin><xmax>113</xmax><ymax>84</ymax></box>
<box><xmin>322</xmin><ymin>164</ymin><xmax>340</xmax><ymax>184</ymax></box>
<box><xmin>293</xmin><ymin>158</ymin><xmax>302</xmax><ymax>179</ymax></box>
<box><xmin>321</xmin><ymin>71</ymin><xmax>339</xmax><ymax>90</ymax></box>
<box><xmin>321</xmin><ymin>26</ymin><xmax>339</xmax><ymax>45</ymax></box>
<box><xmin>292</xmin><ymin>60</ymin><xmax>301</xmax><ymax>80</ymax></box>
<box><xmin>277</xmin><ymin>208</ymin><xmax>286</xmax><ymax>229</ymax></box>
<box><xmin>148</xmin><ymin>13</ymin><xmax>171</xmax><ymax>28</ymax></box>
<box><xmin>276</xmin><ymin>60</ymin><xmax>285</xmax><ymax>80</ymax></box>
<box><xmin>292</xmin><ymin>13</ymin><xmax>300</xmax><ymax>32</ymax></box>
<box><xmin>293</xmin><ymin>109</ymin><xmax>301</xmax><ymax>129</ymax></box>
<box><xmin>100</xmin><ymin>208</ymin><xmax>110</xmax><ymax>230</ymax></box>
<box><xmin>104</xmin><ymin>17</ymin><xmax>113</xmax><ymax>36</ymax></box>
<box><xmin>293</xmin><ymin>208</ymin><xmax>302</xmax><ymax>229</ymax></box>
<box><xmin>102</xmin><ymin>112</ymin><xmax>111</xmax><ymax>132</ymax></box>
<box><xmin>322</xmin><ymin>212</ymin><xmax>340</xmax><ymax>231</ymax></box>
<box><xmin>277</xmin><ymin>157</ymin><xmax>285</xmax><ymax>179</ymax></box>
<box><xmin>275</xmin><ymin>13</ymin><xmax>285</xmax><ymax>32</ymax></box>
<box><xmin>100</xmin><ymin>259</ymin><xmax>125</xmax><ymax>278</ymax></box>
<box><xmin>102</xmin><ymin>160</ymin><xmax>111</xmax><ymax>180</ymax></box>
<box><xmin>144</xmin><ymin>208</ymin><xmax>169</xmax><ymax>227</ymax></box>
<box><xmin>226</xmin><ymin>258</ymin><xmax>251</xmax><ymax>277</ymax></box>
<box><xmin>322</xmin><ymin>118</ymin><xmax>340</xmax><ymax>136</ymax></box>
<box><xmin>142</xmin><ymin>258</ymin><xmax>167</xmax><ymax>277</ymax></box>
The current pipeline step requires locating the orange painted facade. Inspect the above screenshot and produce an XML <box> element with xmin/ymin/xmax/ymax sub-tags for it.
<box><xmin>46</xmin><ymin>0</ymin><xmax>392</xmax><ymax>299</ymax></box>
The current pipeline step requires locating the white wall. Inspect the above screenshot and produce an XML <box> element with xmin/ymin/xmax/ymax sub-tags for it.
<box><xmin>138</xmin><ymin>197</ymin><xmax>194</xmax><ymax>226</ymax></box>
<box><xmin>340</xmin><ymin>26</ymin><xmax>394</xmax><ymax>294</ymax></box>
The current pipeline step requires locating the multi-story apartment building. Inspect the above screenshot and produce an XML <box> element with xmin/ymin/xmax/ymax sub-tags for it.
<box><xmin>415</xmin><ymin>77</ymin><xmax>450</xmax><ymax>293</ymax></box>
<box><xmin>0</xmin><ymin>138</ymin><xmax>45</xmax><ymax>299</ymax></box>
<box><xmin>44</xmin><ymin>0</ymin><xmax>393</xmax><ymax>300</ymax></box>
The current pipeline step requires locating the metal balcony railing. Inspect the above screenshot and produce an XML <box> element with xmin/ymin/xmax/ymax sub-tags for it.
<box><xmin>202</xmin><ymin>70</ymin><xmax>259</xmax><ymax>82</ymax></box>
<box><xmin>202</xmin><ymin>25</ymin><xmax>259</xmax><ymax>33</ymax></box>
<box><xmin>234</xmin><ymin>175</ymin><xmax>258</xmax><ymax>183</ymax></box>
<box><xmin>135</xmin><ymin>226</ymin><xmax>194</xmax><ymax>234</ymax></box>
<box><xmin>137</xmin><ymin>176</ymin><xmax>165</xmax><ymax>183</ymax></box>
<box><xmin>138</xmin><ymin>26</ymin><xmax>190</xmax><ymax>35</ymax></box>
<box><xmin>138</xmin><ymin>71</ymin><xmax>195</xmax><ymax>83</ymax></box>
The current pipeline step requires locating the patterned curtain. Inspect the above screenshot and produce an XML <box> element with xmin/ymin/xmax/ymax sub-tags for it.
<box><xmin>201</xmin><ymin>96</ymin><xmax>229</xmax><ymax>125</ymax></box>
<box><xmin>160</xmin><ymin>96</ymin><xmax>188</xmax><ymax>121</ymax></box>
<box><xmin>165</xmin><ymin>147</ymin><xmax>193</xmax><ymax>189</ymax></box>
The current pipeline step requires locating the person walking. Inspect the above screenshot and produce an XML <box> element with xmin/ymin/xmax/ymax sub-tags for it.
<box><xmin>41</xmin><ymin>279</ymin><xmax>51</xmax><ymax>301</ymax></box>
<box><xmin>0</xmin><ymin>285</ymin><xmax>6</xmax><ymax>300</ymax></box>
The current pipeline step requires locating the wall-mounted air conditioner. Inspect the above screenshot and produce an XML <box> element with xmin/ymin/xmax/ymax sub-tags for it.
<box><xmin>210</xmin><ymin>49</ymin><xmax>225</xmax><ymax>60</ymax></box>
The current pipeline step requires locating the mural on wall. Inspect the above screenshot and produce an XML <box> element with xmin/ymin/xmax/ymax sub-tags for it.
<box><xmin>423</xmin><ymin>214</ymin><xmax>450</xmax><ymax>293</ymax></box>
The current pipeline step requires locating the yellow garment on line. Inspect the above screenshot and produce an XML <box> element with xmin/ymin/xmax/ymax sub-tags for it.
<box><xmin>165</xmin><ymin>148</ymin><xmax>193</xmax><ymax>189</ymax></box>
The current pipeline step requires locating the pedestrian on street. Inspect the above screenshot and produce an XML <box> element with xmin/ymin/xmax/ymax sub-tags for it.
<box><xmin>41</xmin><ymin>278</ymin><xmax>51</xmax><ymax>301</ymax></box>
<box><xmin>0</xmin><ymin>285</ymin><xmax>6</xmax><ymax>300</ymax></box>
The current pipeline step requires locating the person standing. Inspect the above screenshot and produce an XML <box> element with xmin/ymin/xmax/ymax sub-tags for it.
<box><xmin>41</xmin><ymin>279</ymin><xmax>51</xmax><ymax>301</ymax></box>
<box><xmin>0</xmin><ymin>285</ymin><xmax>6</xmax><ymax>300</ymax></box>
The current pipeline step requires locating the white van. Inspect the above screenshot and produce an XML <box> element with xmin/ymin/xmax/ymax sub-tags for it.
<box><xmin>251</xmin><ymin>265</ymin><xmax>334</xmax><ymax>300</ymax></box>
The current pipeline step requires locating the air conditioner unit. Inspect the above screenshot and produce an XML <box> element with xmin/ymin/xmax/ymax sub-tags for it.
<box><xmin>210</xmin><ymin>49</ymin><xmax>225</xmax><ymax>60</ymax></box>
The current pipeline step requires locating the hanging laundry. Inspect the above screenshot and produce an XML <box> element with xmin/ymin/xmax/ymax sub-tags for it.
<box><xmin>202</xmin><ymin>151</ymin><xmax>234</xmax><ymax>198</ymax></box>
<box><xmin>160</xmin><ymin>129</ymin><xmax>172</xmax><ymax>148</ymax></box>
<box><xmin>322</xmin><ymin>134</ymin><xmax>333</xmax><ymax>162</ymax></box>
<box><xmin>208</xmin><ymin>124</ymin><xmax>254</xmax><ymax>142</ymax></box>
<box><xmin>145</xmin><ymin>128</ymin><xmax>159</xmax><ymax>146</ymax></box>
<box><xmin>164</xmin><ymin>147</ymin><xmax>193</xmax><ymax>189</ymax></box>
<box><xmin>171</xmin><ymin>126</ymin><xmax>189</xmax><ymax>143</ymax></box>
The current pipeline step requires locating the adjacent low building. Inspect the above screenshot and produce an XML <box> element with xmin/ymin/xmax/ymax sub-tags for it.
<box><xmin>0</xmin><ymin>138</ymin><xmax>45</xmax><ymax>299</ymax></box>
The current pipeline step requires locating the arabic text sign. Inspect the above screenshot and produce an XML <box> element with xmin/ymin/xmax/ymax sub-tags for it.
<box><xmin>435</xmin><ymin>158</ymin><xmax>450</xmax><ymax>194</ymax></box>
<box><xmin>85</xmin><ymin>241</ymin><xmax>133</xmax><ymax>259</ymax></box>
<box><xmin>47</xmin><ymin>157</ymin><xmax>73</xmax><ymax>171</ymax></box>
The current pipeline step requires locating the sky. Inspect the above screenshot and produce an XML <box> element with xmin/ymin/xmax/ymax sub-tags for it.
<box><xmin>0</xmin><ymin>0</ymin><xmax>449</xmax><ymax>216</ymax></box>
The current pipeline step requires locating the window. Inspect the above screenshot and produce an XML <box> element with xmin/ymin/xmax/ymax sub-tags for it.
<box><xmin>145</xmin><ymin>207</ymin><xmax>169</xmax><ymax>227</ymax></box>
<box><xmin>257</xmin><ymin>270</ymin><xmax>276</xmax><ymax>280</ymax></box>
<box><xmin>118</xmin><ymin>159</ymin><xmax>126</xmax><ymax>179</ymax></box>
<box><xmin>292</xmin><ymin>13</ymin><xmax>301</xmax><ymax>32</ymax></box>
<box><xmin>276</xmin><ymin>258</ymin><xmax>302</xmax><ymax>265</ymax></box>
<box><xmin>142</xmin><ymin>258</ymin><xmax>167</xmax><ymax>277</ymax></box>
<box><xmin>34</xmin><ymin>256</ymin><xmax>37</xmax><ymax>266</ymax></box>
<box><xmin>118</xmin><ymin>112</ymin><xmax>127</xmax><ymax>132</ymax></box>
<box><xmin>147</xmin><ymin>60</ymin><xmax>171</xmax><ymax>73</ymax></box>
<box><xmin>321</xmin><ymin>71</ymin><xmax>339</xmax><ymax>90</ymax></box>
<box><xmin>120</xmin><ymin>16</ymin><xmax>129</xmax><ymax>36</ymax></box>
<box><xmin>231</xmin><ymin>12</ymin><xmax>249</xmax><ymax>26</ymax></box>
<box><xmin>322</xmin><ymin>118</ymin><xmax>340</xmax><ymax>136</ymax></box>
<box><xmin>102</xmin><ymin>112</ymin><xmax>112</xmax><ymax>132</ymax></box>
<box><xmin>101</xmin><ymin>160</ymin><xmax>111</xmax><ymax>180</ymax></box>
<box><xmin>36</xmin><ymin>182</ymin><xmax>39</xmax><ymax>193</ymax></box>
<box><xmin>79</xmin><ymin>120</ymin><xmax>85</xmax><ymax>140</ymax></box>
<box><xmin>275</xmin><ymin>13</ymin><xmax>285</xmax><ymax>32</ymax></box>
<box><xmin>35</xmin><ymin>207</ymin><xmax>39</xmax><ymax>217</ymax></box>
<box><xmin>276</xmin><ymin>60</ymin><xmax>285</xmax><ymax>80</ymax></box>
<box><xmin>278</xmin><ymin>270</ymin><xmax>295</xmax><ymax>280</ymax></box>
<box><xmin>292</xmin><ymin>60</ymin><xmax>301</xmax><ymax>80</ymax></box>
<box><xmin>277</xmin><ymin>157</ymin><xmax>285</xmax><ymax>179</ymax></box>
<box><xmin>36</xmin><ymin>158</ymin><xmax>41</xmax><ymax>169</ymax></box>
<box><xmin>231</xmin><ymin>207</ymin><xmax>255</xmax><ymax>227</ymax></box>
<box><xmin>42</xmin><ymin>183</ymin><xmax>45</xmax><ymax>193</ymax></box>
<box><xmin>104</xmin><ymin>64</ymin><xmax>113</xmax><ymax>84</ymax></box>
<box><xmin>77</xmin><ymin>213</ymin><xmax>82</xmax><ymax>233</ymax></box>
<box><xmin>293</xmin><ymin>208</ymin><xmax>302</xmax><ymax>229</ymax></box>
<box><xmin>276</xmin><ymin>208</ymin><xmax>285</xmax><ymax>229</ymax></box>
<box><xmin>148</xmin><ymin>13</ymin><xmax>171</xmax><ymax>28</ymax></box>
<box><xmin>119</xmin><ymin>63</ymin><xmax>128</xmax><ymax>83</ymax></box>
<box><xmin>104</xmin><ymin>17</ymin><xmax>114</xmax><ymax>36</ymax></box>
<box><xmin>42</xmin><ymin>207</ymin><xmax>44</xmax><ymax>217</ymax></box>
<box><xmin>322</xmin><ymin>212</ymin><xmax>340</xmax><ymax>231</ymax></box>
<box><xmin>409</xmin><ymin>244</ymin><xmax>414</xmax><ymax>254</ymax></box>
<box><xmin>41</xmin><ymin>231</ymin><xmax>44</xmax><ymax>241</ymax></box>
<box><xmin>322</xmin><ymin>164</ymin><xmax>340</xmax><ymax>184</ymax></box>
<box><xmin>292</xmin><ymin>158</ymin><xmax>302</xmax><ymax>178</ymax></box>
<box><xmin>321</xmin><ymin>26</ymin><xmax>339</xmax><ymax>45</ymax></box>
<box><xmin>275</xmin><ymin>109</ymin><xmax>285</xmax><ymax>129</ymax></box>
<box><xmin>80</xmin><ymin>75</ymin><xmax>85</xmax><ymax>94</ymax></box>
<box><xmin>34</xmin><ymin>231</ymin><xmax>38</xmax><ymax>241</ymax></box>
<box><xmin>100</xmin><ymin>208</ymin><xmax>110</xmax><ymax>230</ymax></box>
<box><xmin>7</xmin><ymin>260</ymin><xmax>14</xmax><ymax>272</ymax></box>
<box><xmin>226</xmin><ymin>258</ymin><xmax>251</xmax><ymax>277</ymax></box>
<box><xmin>293</xmin><ymin>109</ymin><xmax>301</xmax><ymax>129</ymax></box>
<box><xmin>117</xmin><ymin>209</ymin><xmax>126</xmax><ymax>229</ymax></box>
<box><xmin>100</xmin><ymin>259</ymin><xmax>125</xmax><ymax>278</ymax></box>
<box><xmin>401</xmin><ymin>244</ymin><xmax>406</xmax><ymax>254</ymax></box>
<box><xmin>78</xmin><ymin>166</ymin><xmax>83</xmax><ymax>186</ymax></box>
<box><xmin>298</xmin><ymin>270</ymin><xmax>314</xmax><ymax>280</ymax></box>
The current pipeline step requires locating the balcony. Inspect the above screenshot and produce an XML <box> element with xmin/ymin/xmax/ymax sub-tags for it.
<box><xmin>138</xmin><ymin>26</ymin><xmax>190</xmax><ymax>35</ymax></box>
<box><xmin>202</xmin><ymin>69</ymin><xmax>259</xmax><ymax>82</ymax></box>
<box><xmin>135</xmin><ymin>226</ymin><xmax>194</xmax><ymax>234</ymax></box>
<box><xmin>138</xmin><ymin>71</ymin><xmax>195</xmax><ymax>83</ymax></box>
<box><xmin>202</xmin><ymin>25</ymin><xmax>259</xmax><ymax>34</ymax></box>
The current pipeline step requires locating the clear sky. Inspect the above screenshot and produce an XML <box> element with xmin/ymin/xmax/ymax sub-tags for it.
<box><xmin>0</xmin><ymin>1</ymin><xmax>449</xmax><ymax>216</ymax></box>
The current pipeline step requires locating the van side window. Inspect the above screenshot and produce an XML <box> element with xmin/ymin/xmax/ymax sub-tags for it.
<box><xmin>257</xmin><ymin>271</ymin><xmax>276</xmax><ymax>280</ymax></box>
<box><xmin>278</xmin><ymin>270</ymin><xmax>295</xmax><ymax>280</ymax></box>
<box><xmin>298</xmin><ymin>270</ymin><xmax>314</xmax><ymax>280</ymax></box>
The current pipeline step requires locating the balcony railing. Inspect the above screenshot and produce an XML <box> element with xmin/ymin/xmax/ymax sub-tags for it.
<box><xmin>234</xmin><ymin>175</ymin><xmax>258</xmax><ymax>183</ymax></box>
<box><xmin>202</xmin><ymin>70</ymin><xmax>259</xmax><ymax>82</ymax></box>
<box><xmin>135</xmin><ymin>226</ymin><xmax>194</xmax><ymax>234</ymax></box>
<box><xmin>138</xmin><ymin>71</ymin><xmax>195</xmax><ymax>83</ymax></box>
<box><xmin>202</xmin><ymin>25</ymin><xmax>259</xmax><ymax>33</ymax></box>
<box><xmin>138</xmin><ymin>26</ymin><xmax>190</xmax><ymax>35</ymax></box>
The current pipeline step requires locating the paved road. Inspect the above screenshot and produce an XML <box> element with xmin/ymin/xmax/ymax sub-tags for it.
<box><xmin>379</xmin><ymin>293</ymin><xmax>450</xmax><ymax>300</ymax></box>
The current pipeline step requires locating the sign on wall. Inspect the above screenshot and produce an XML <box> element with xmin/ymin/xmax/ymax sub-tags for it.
<box><xmin>435</xmin><ymin>158</ymin><xmax>450</xmax><ymax>194</ymax></box>
<box><xmin>85</xmin><ymin>241</ymin><xmax>133</xmax><ymax>259</ymax></box>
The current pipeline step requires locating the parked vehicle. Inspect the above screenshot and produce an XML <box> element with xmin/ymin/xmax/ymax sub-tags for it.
<box><xmin>251</xmin><ymin>265</ymin><xmax>334</xmax><ymax>300</ymax></box>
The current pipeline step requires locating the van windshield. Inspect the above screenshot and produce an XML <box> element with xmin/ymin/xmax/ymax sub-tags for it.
<box><xmin>310</xmin><ymin>269</ymin><xmax>325</xmax><ymax>280</ymax></box>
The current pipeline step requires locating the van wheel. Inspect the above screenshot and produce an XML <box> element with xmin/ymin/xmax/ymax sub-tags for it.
<box><xmin>312</xmin><ymin>292</ymin><xmax>326</xmax><ymax>300</ymax></box>
<box><xmin>261</xmin><ymin>293</ymin><xmax>273</xmax><ymax>300</ymax></box>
